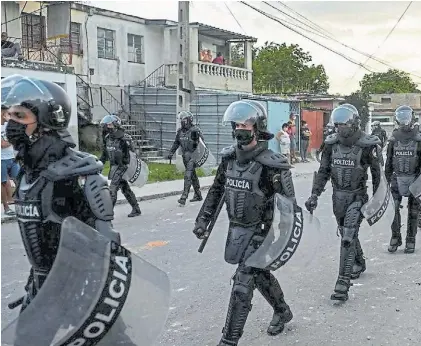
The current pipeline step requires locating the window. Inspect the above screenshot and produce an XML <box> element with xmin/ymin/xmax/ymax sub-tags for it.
<box><xmin>21</xmin><ymin>13</ymin><xmax>46</xmax><ymax>49</ymax></box>
<box><xmin>97</xmin><ymin>28</ymin><xmax>115</xmax><ymax>59</ymax></box>
<box><xmin>60</xmin><ymin>22</ymin><xmax>82</xmax><ymax>54</ymax></box>
<box><xmin>381</xmin><ymin>97</ymin><xmax>391</xmax><ymax>104</ymax></box>
<box><xmin>127</xmin><ymin>34</ymin><xmax>144</xmax><ymax>63</ymax></box>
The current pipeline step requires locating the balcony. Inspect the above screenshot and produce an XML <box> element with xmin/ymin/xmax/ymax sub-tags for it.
<box><xmin>163</xmin><ymin>22</ymin><xmax>256</xmax><ymax>93</ymax></box>
<box><xmin>165</xmin><ymin>62</ymin><xmax>252</xmax><ymax>93</ymax></box>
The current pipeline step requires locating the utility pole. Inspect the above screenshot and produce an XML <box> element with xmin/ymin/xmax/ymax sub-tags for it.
<box><xmin>175</xmin><ymin>1</ymin><xmax>193</xmax><ymax>167</ymax></box>
<box><xmin>176</xmin><ymin>1</ymin><xmax>191</xmax><ymax>126</ymax></box>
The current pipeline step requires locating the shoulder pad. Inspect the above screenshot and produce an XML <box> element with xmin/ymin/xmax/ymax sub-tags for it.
<box><xmin>356</xmin><ymin>134</ymin><xmax>381</xmax><ymax>147</ymax></box>
<box><xmin>220</xmin><ymin>145</ymin><xmax>236</xmax><ymax>158</ymax></box>
<box><xmin>414</xmin><ymin>133</ymin><xmax>421</xmax><ymax>142</ymax></box>
<box><xmin>255</xmin><ymin>149</ymin><xmax>292</xmax><ymax>169</ymax></box>
<box><xmin>325</xmin><ymin>133</ymin><xmax>339</xmax><ymax>145</ymax></box>
<box><xmin>42</xmin><ymin>148</ymin><xmax>103</xmax><ymax>182</ymax></box>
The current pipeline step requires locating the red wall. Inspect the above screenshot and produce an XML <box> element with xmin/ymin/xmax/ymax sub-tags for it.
<box><xmin>301</xmin><ymin>109</ymin><xmax>324</xmax><ymax>150</ymax></box>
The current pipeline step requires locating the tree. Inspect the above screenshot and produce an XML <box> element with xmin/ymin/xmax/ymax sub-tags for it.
<box><xmin>230</xmin><ymin>43</ymin><xmax>245</xmax><ymax>69</ymax></box>
<box><xmin>359</xmin><ymin>69</ymin><xmax>420</xmax><ymax>94</ymax></box>
<box><xmin>340</xmin><ymin>91</ymin><xmax>370</xmax><ymax>129</ymax></box>
<box><xmin>251</xmin><ymin>41</ymin><xmax>329</xmax><ymax>94</ymax></box>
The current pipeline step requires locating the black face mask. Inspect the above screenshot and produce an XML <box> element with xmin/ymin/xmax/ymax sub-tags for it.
<box><xmin>5</xmin><ymin>119</ymin><xmax>30</xmax><ymax>148</ymax></box>
<box><xmin>234</xmin><ymin>129</ymin><xmax>254</xmax><ymax>146</ymax></box>
<box><xmin>337</xmin><ymin>125</ymin><xmax>354</xmax><ymax>138</ymax></box>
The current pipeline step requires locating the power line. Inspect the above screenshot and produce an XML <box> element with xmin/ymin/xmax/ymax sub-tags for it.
<box><xmin>240</xmin><ymin>2</ymin><xmax>374</xmax><ymax>72</ymax></box>
<box><xmin>348</xmin><ymin>1</ymin><xmax>413</xmax><ymax>81</ymax></box>
<box><xmin>277</xmin><ymin>1</ymin><xmax>335</xmax><ymax>39</ymax></box>
<box><xmin>263</xmin><ymin>2</ymin><xmax>391</xmax><ymax>66</ymax></box>
<box><xmin>224</xmin><ymin>2</ymin><xmax>246</xmax><ymax>34</ymax></box>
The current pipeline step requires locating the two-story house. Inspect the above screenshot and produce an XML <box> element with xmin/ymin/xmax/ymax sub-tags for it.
<box><xmin>2</xmin><ymin>1</ymin><xmax>301</xmax><ymax>161</ymax></box>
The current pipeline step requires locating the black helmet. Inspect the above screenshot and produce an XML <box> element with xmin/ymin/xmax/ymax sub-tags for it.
<box><xmin>2</xmin><ymin>76</ymin><xmax>71</xmax><ymax>130</ymax></box>
<box><xmin>340</xmin><ymin>103</ymin><xmax>359</xmax><ymax>117</ymax></box>
<box><xmin>222</xmin><ymin>99</ymin><xmax>273</xmax><ymax>140</ymax></box>
<box><xmin>330</xmin><ymin>105</ymin><xmax>360</xmax><ymax>138</ymax></box>
<box><xmin>395</xmin><ymin>105</ymin><xmax>414</xmax><ymax>130</ymax></box>
<box><xmin>178</xmin><ymin>111</ymin><xmax>194</xmax><ymax>128</ymax></box>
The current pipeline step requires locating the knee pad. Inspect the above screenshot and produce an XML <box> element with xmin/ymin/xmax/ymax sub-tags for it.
<box><xmin>232</xmin><ymin>269</ymin><xmax>254</xmax><ymax>302</ymax></box>
<box><xmin>341</xmin><ymin>227</ymin><xmax>356</xmax><ymax>248</ymax></box>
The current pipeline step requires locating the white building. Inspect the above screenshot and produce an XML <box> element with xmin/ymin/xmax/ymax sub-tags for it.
<box><xmin>2</xmin><ymin>1</ymin><xmax>256</xmax><ymax>121</ymax></box>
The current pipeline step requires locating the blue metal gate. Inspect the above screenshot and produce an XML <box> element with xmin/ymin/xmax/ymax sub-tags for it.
<box><xmin>267</xmin><ymin>101</ymin><xmax>291</xmax><ymax>152</ymax></box>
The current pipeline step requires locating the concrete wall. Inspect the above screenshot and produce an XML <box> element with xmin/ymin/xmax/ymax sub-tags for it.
<box><xmin>1</xmin><ymin>66</ymin><xmax>79</xmax><ymax>148</ymax></box>
<box><xmin>370</xmin><ymin>93</ymin><xmax>421</xmax><ymax>109</ymax></box>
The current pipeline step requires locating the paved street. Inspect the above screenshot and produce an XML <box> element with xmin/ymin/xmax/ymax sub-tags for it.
<box><xmin>2</xmin><ymin>174</ymin><xmax>421</xmax><ymax>346</ymax></box>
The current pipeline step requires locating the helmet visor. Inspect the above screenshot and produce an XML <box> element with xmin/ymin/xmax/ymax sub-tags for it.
<box><xmin>222</xmin><ymin>101</ymin><xmax>260</xmax><ymax>126</ymax></box>
<box><xmin>330</xmin><ymin>107</ymin><xmax>355</xmax><ymax>125</ymax></box>
<box><xmin>2</xmin><ymin>77</ymin><xmax>54</xmax><ymax>110</ymax></box>
<box><xmin>395</xmin><ymin>109</ymin><xmax>413</xmax><ymax>126</ymax></box>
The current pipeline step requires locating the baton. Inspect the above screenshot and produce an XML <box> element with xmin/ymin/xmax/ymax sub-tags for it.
<box><xmin>198</xmin><ymin>193</ymin><xmax>225</xmax><ymax>253</ymax></box>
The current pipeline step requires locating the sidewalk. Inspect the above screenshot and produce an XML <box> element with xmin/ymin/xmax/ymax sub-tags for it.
<box><xmin>1</xmin><ymin>160</ymin><xmax>319</xmax><ymax>224</ymax></box>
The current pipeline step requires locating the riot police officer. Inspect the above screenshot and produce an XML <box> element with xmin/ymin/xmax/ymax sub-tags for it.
<box><xmin>305</xmin><ymin>105</ymin><xmax>382</xmax><ymax>301</ymax></box>
<box><xmin>385</xmin><ymin>105</ymin><xmax>421</xmax><ymax>254</ymax></box>
<box><xmin>100</xmin><ymin>114</ymin><xmax>141</xmax><ymax>217</ymax></box>
<box><xmin>167</xmin><ymin>111</ymin><xmax>203</xmax><ymax>205</ymax></box>
<box><xmin>371</xmin><ymin>121</ymin><xmax>387</xmax><ymax>148</ymax></box>
<box><xmin>1</xmin><ymin>76</ymin><xmax>133</xmax><ymax>344</ymax></box>
<box><xmin>193</xmin><ymin>100</ymin><xmax>295</xmax><ymax>345</ymax></box>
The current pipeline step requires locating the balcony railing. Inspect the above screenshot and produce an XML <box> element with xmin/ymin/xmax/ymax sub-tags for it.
<box><xmin>165</xmin><ymin>62</ymin><xmax>252</xmax><ymax>93</ymax></box>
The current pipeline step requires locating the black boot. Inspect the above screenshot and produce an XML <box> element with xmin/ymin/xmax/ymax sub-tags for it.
<box><xmin>389</xmin><ymin>201</ymin><xmax>402</xmax><ymax>253</ymax></box>
<box><xmin>351</xmin><ymin>238</ymin><xmax>366</xmax><ymax>279</ymax></box>
<box><xmin>331</xmin><ymin>234</ymin><xmax>355</xmax><ymax>302</ymax></box>
<box><xmin>218</xmin><ymin>278</ymin><xmax>253</xmax><ymax>346</ymax></box>
<box><xmin>255</xmin><ymin>271</ymin><xmax>293</xmax><ymax>336</ymax></box>
<box><xmin>404</xmin><ymin>210</ymin><xmax>417</xmax><ymax>254</ymax></box>
<box><xmin>190</xmin><ymin>190</ymin><xmax>202</xmax><ymax>202</ymax></box>
<box><xmin>128</xmin><ymin>204</ymin><xmax>141</xmax><ymax>217</ymax></box>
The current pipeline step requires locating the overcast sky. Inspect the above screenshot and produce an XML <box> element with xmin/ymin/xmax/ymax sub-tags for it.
<box><xmin>89</xmin><ymin>0</ymin><xmax>421</xmax><ymax>95</ymax></box>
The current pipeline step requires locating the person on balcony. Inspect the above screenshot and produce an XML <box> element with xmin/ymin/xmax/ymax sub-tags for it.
<box><xmin>212</xmin><ymin>52</ymin><xmax>225</xmax><ymax>65</ymax></box>
<box><xmin>1</xmin><ymin>32</ymin><xmax>23</xmax><ymax>60</ymax></box>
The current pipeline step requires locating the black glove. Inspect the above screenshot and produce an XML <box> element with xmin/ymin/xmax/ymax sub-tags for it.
<box><xmin>193</xmin><ymin>217</ymin><xmax>209</xmax><ymax>239</ymax></box>
<box><xmin>305</xmin><ymin>194</ymin><xmax>318</xmax><ymax>213</ymax></box>
<box><xmin>167</xmin><ymin>153</ymin><xmax>173</xmax><ymax>160</ymax></box>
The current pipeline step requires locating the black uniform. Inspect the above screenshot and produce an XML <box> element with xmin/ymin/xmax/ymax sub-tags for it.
<box><xmin>2</xmin><ymin>76</ymin><xmax>134</xmax><ymax>345</ymax></box>
<box><xmin>168</xmin><ymin>111</ymin><xmax>203</xmax><ymax>205</ymax></box>
<box><xmin>100</xmin><ymin>127</ymin><xmax>141</xmax><ymax>217</ymax></box>
<box><xmin>385</xmin><ymin>106</ymin><xmax>421</xmax><ymax>254</ymax></box>
<box><xmin>193</xmin><ymin>100</ymin><xmax>295</xmax><ymax>346</ymax></box>
<box><xmin>306</xmin><ymin>106</ymin><xmax>382</xmax><ymax>301</ymax></box>
<box><xmin>372</xmin><ymin>125</ymin><xmax>387</xmax><ymax>148</ymax></box>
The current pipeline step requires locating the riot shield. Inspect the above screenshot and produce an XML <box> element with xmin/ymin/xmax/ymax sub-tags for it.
<box><xmin>361</xmin><ymin>169</ymin><xmax>394</xmax><ymax>228</ymax></box>
<box><xmin>245</xmin><ymin>194</ymin><xmax>321</xmax><ymax>271</ymax></box>
<box><xmin>192</xmin><ymin>139</ymin><xmax>217</xmax><ymax>175</ymax></box>
<box><xmin>122</xmin><ymin>151</ymin><xmax>149</xmax><ymax>188</ymax></box>
<box><xmin>1</xmin><ymin>217</ymin><xmax>170</xmax><ymax>346</ymax></box>
<box><xmin>409</xmin><ymin>174</ymin><xmax>421</xmax><ymax>204</ymax></box>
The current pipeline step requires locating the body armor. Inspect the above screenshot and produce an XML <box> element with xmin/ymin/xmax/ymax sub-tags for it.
<box><xmin>392</xmin><ymin>139</ymin><xmax>418</xmax><ymax>197</ymax></box>
<box><xmin>105</xmin><ymin>134</ymin><xmax>126</xmax><ymax>166</ymax></box>
<box><xmin>179</xmin><ymin>127</ymin><xmax>199</xmax><ymax>154</ymax></box>
<box><xmin>225</xmin><ymin>160</ymin><xmax>266</xmax><ymax>227</ymax></box>
<box><xmin>330</xmin><ymin>143</ymin><xmax>364</xmax><ymax>191</ymax></box>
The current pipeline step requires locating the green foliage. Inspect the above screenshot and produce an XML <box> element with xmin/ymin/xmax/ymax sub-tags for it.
<box><xmin>252</xmin><ymin>41</ymin><xmax>329</xmax><ymax>94</ymax></box>
<box><xmin>340</xmin><ymin>91</ymin><xmax>371</xmax><ymax>128</ymax></box>
<box><xmin>360</xmin><ymin>69</ymin><xmax>420</xmax><ymax>94</ymax></box>
<box><xmin>92</xmin><ymin>152</ymin><xmax>215</xmax><ymax>183</ymax></box>
<box><xmin>230</xmin><ymin>43</ymin><xmax>245</xmax><ymax>68</ymax></box>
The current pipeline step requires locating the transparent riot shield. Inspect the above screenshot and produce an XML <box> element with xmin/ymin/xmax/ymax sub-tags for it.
<box><xmin>245</xmin><ymin>194</ymin><xmax>321</xmax><ymax>271</ymax></box>
<box><xmin>175</xmin><ymin>150</ymin><xmax>185</xmax><ymax>173</ymax></box>
<box><xmin>193</xmin><ymin>139</ymin><xmax>217</xmax><ymax>176</ymax></box>
<box><xmin>1</xmin><ymin>217</ymin><xmax>171</xmax><ymax>346</ymax></box>
<box><xmin>361</xmin><ymin>169</ymin><xmax>395</xmax><ymax>228</ymax></box>
<box><xmin>123</xmin><ymin>151</ymin><xmax>149</xmax><ymax>188</ymax></box>
<box><xmin>409</xmin><ymin>174</ymin><xmax>421</xmax><ymax>204</ymax></box>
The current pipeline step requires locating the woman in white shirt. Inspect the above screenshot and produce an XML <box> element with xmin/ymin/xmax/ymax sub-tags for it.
<box><xmin>276</xmin><ymin>123</ymin><xmax>291</xmax><ymax>162</ymax></box>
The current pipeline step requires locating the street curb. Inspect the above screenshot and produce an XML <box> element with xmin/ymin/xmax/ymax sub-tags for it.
<box><xmin>1</xmin><ymin>171</ymin><xmax>314</xmax><ymax>224</ymax></box>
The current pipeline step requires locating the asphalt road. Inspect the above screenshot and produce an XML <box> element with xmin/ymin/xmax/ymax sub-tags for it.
<box><xmin>2</xmin><ymin>174</ymin><xmax>421</xmax><ymax>346</ymax></box>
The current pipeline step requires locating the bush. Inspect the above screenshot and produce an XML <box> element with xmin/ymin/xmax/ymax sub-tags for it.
<box><xmin>91</xmin><ymin>151</ymin><xmax>216</xmax><ymax>183</ymax></box>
